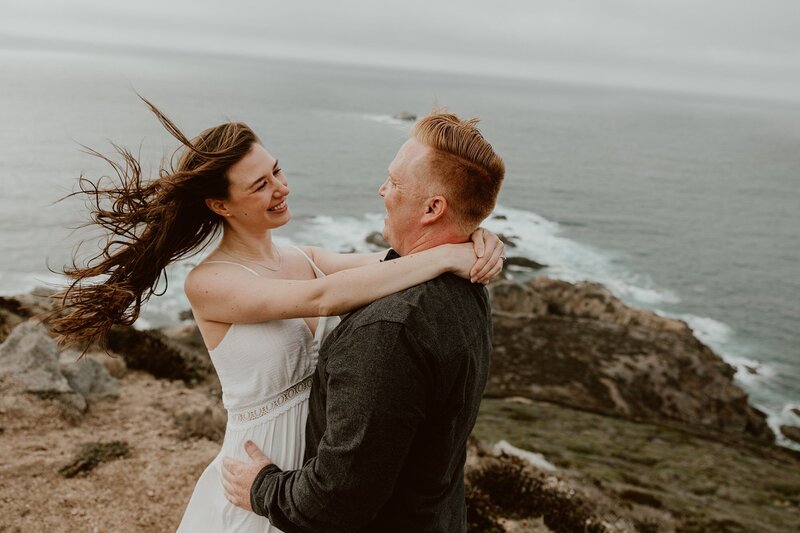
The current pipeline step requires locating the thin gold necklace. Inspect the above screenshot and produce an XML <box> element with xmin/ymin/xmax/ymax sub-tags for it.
<box><xmin>217</xmin><ymin>247</ymin><xmax>283</xmax><ymax>272</ymax></box>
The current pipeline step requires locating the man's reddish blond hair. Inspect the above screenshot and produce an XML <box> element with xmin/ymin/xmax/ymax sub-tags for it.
<box><xmin>413</xmin><ymin>111</ymin><xmax>505</xmax><ymax>232</ymax></box>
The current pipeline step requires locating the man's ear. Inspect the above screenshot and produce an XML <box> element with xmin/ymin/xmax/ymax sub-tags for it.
<box><xmin>205</xmin><ymin>198</ymin><xmax>230</xmax><ymax>218</ymax></box>
<box><xmin>421</xmin><ymin>195</ymin><xmax>448</xmax><ymax>225</ymax></box>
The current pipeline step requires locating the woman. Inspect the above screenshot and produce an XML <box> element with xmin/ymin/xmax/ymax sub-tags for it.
<box><xmin>54</xmin><ymin>100</ymin><xmax>504</xmax><ymax>532</ymax></box>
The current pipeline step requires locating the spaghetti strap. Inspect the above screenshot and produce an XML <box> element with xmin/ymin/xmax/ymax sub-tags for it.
<box><xmin>201</xmin><ymin>260</ymin><xmax>261</xmax><ymax>277</ymax></box>
<box><xmin>292</xmin><ymin>246</ymin><xmax>325</xmax><ymax>278</ymax></box>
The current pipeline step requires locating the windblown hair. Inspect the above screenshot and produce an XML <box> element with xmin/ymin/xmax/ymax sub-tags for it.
<box><xmin>52</xmin><ymin>98</ymin><xmax>260</xmax><ymax>347</ymax></box>
<box><xmin>412</xmin><ymin>111</ymin><xmax>505</xmax><ymax>232</ymax></box>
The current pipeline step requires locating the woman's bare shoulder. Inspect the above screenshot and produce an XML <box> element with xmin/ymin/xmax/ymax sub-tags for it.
<box><xmin>184</xmin><ymin>261</ymin><xmax>231</xmax><ymax>299</ymax></box>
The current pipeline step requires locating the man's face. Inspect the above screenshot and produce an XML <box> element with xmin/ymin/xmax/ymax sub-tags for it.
<box><xmin>378</xmin><ymin>138</ymin><xmax>430</xmax><ymax>254</ymax></box>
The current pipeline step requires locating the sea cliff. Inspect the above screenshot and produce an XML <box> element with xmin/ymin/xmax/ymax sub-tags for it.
<box><xmin>1</xmin><ymin>276</ymin><xmax>798</xmax><ymax>532</ymax></box>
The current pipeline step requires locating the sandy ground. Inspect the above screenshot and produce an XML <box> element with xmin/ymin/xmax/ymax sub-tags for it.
<box><xmin>0</xmin><ymin>372</ymin><xmax>220</xmax><ymax>533</ymax></box>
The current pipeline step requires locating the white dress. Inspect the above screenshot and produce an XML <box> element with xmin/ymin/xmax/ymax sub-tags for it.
<box><xmin>177</xmin><ymin>248</ymin><xmax>339</xmax><ymax>533</ymax></box>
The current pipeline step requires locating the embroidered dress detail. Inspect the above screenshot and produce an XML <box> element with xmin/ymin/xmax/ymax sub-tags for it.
<box><xmin>228</xmin><ymin>376</ymin><xmax>313</xmax><ymax>428</ymax></box>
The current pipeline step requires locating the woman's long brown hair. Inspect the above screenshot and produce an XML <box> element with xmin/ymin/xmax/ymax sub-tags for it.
<box><xmin>52</xmin><ymin>98</ymin><xmax>260</xmax><ymax>347</ymax></box>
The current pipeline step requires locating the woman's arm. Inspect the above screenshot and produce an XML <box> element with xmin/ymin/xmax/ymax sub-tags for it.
<box><xmin>306</xmin><ymin>227</ymin><xmax>505</xmax><ymax>279</ymax></box>
<box><xmin>303</xmin><ymin>248</ymin><xmax>386</xmax><ymax>274</ymax></box>
<box><xmin>185</xmin><ymin>243</ymin><xmax>477</xmax><ymax>325</ymax></box>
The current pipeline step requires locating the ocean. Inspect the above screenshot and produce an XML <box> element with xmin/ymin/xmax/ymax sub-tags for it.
<box><xmin>1</xmin><ymin>47</ymin><xmax>798</xmax><ymax>447</ymax></box>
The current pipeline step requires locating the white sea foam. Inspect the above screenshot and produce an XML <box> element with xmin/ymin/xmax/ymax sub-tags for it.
<box><xmin>289</xmin><ymin>213</ymin><xmax>384</xmax><ymax>253</ymax></box>
<box><xmin>130</xmin><ymin>203</ymin><xmax>702</xmax><ymax>330</ymax></box>
<box><xmin>678</xmin><ymin>314</ymin><xmax>734</xmax><ymax>347</ymax></box>
<box><xmin>768</xmin><ymin>408</ymin><xmax>800</xmax><ymax>452</ymax></box>
<box><xmin>482</xmin><ymin>205</ymin><xmax>680</xmax><ymax>307</ymax></box>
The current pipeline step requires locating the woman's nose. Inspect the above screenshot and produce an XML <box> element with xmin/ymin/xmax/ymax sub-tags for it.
<box><xmin>274</xmin><ymin>182</ymin><xmax>289</xmax><ymax>197</ymax></box>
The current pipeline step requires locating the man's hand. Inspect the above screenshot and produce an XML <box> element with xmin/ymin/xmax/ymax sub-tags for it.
<box><xmin>221</xmin><ymin>440</ymin><xmax>273</xmax><ymax>512</ymax></box>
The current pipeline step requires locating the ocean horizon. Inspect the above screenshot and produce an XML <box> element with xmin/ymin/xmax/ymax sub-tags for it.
<box><xmin>1</xmin><ymin>45</ymin><xmax>798</xmax><ymax>448</ymax></box>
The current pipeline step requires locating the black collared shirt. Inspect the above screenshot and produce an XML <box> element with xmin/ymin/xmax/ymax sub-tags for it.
<box><xmin>251</xmin><ymin>250</ymin><xmax>492</xmax><ymax>532</ymax></box>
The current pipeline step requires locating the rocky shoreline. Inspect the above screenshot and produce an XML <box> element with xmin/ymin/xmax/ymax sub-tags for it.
<box><xmin>1</xmin><ymin>267</ymin><xmax>799</xmax><ymax>531</ymax></box>
<box><xmin>487</xmin><ymin>278</ymin><xmax>774</xmax><ymax>442</ymax></box>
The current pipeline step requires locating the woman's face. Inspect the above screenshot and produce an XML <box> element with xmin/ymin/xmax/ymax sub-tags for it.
<box><xmin>221</xmin><ymin>143</ymin><xmax>291</xmax><ymax>230</ymax></box>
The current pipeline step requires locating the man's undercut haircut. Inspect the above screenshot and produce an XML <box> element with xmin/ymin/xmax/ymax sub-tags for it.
<box><xmin>412</xmin><ymin>111</ymin><xmax>505</xmax><ymax>233</ymax></box>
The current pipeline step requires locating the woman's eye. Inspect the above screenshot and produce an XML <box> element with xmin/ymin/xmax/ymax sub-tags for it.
<box><xmin>256</xmin><ymin>182</ymin><xmax>267</xmax><ymax>191</ymax></box>
<box><xmin>275</xmin><ymin>168</ymin><xmax>283</xmax><ymax>175</ymax></box>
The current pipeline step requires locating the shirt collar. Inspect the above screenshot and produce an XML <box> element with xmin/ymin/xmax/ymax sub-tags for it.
<box><xmin>383</xmin><ymin>249</ymin><xmax>401</xmax><ymax>261</ymax></box>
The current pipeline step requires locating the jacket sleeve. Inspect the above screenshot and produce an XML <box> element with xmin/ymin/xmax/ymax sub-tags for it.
<box><xmin>250</xmin><ymin>320</ymin><xmax>430</xmax><ymax>532</ymax></box>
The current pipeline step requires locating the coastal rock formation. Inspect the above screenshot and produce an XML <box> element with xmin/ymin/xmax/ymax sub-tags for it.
<box><xmin>489</xmin><ymin>281</ymin><xmax>548</xmax><ymax>317</ymax></box>
<box><xmin>0</xmin><ymin>320</ymin><xmax>87</xmax><ymax>418</ymax></box>
<box><xmin>0</xmin><ymin>287</ymin><xmax>61</xmax><ymax>334</ymax></box>
<box><xmin>487</xmin><ymin>278</ymin><xmax>773</xmax><ymax>441</ymax></box>
<box><xmin>0</xmin><ymin>284</ymin><xmax>797</xmax><ymax>531</ymax></box>
<box><xmin>106</xmin><ymin>325</ymin><xmax>213</xmax><ymax>384</ymax></box>
<box><xmin>85</xmin><ymin>350</ymin><xmax>128</xmax><ymax>379</ymax></box>
<box><xmin>59</xmin><ymin>354</ymin><xmax>119</xmax><ymax>402</ymax></box>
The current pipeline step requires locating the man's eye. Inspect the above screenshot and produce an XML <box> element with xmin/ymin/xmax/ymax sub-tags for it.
<box><xmin>256</xmin><ymin>182</ymin><xmax>267</xmax><ymax>191</ymax></box>
<box><xmin>275</xmin><ymin>167</ymin><xmax>283</xmax><ymax>175</ymax></box>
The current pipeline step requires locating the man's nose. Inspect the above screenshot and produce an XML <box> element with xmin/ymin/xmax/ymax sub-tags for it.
<box><xmin>378</xmin><ymin>179</ymin><xmax>388</xmax><ymax>197</ymax></box>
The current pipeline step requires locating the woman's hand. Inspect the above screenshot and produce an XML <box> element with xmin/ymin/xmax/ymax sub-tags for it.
<box><xmin>447</xmin><ymin>240</ymin><xmax>504</xmax><ymax>284</ymax></box>
<box><xmin>468</xmin><ymin>227</ymin><xmax>506</xmax><ymax>284</ymax></box>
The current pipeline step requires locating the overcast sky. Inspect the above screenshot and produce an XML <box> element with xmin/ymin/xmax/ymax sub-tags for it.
<box><xmin>2</xmin><ymin>0</ymin><xmax>799</xmax><ymax>101</ymax></box>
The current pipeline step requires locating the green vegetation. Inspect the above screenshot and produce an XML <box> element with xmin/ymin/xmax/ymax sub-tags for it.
<box><xmin>474</xmin><ymin>399</ymin><xmax>800</xmax><ymax>532</ymax></box>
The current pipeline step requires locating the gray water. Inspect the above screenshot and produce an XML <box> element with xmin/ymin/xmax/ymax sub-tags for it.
<box><xmin>1</xmin><ymin>47</ymin><xmax>798</xmax><ymax>443</ymax></box>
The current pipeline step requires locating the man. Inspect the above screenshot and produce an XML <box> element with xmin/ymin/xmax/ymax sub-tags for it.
<box><xmin>222</xmin><ymin>111</ymin><xmax>505</xmax><ymax>532</ymax></box>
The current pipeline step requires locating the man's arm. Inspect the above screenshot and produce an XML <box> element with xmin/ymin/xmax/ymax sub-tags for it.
<box><xmin>252</xmin><ymin>321</ymin><xmax>429</xmax><ymax>532</ymax></box>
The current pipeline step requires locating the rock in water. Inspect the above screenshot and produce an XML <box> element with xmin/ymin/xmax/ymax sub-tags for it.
<box><xmin>0</xmin><ymin>320</ymin><xmax>87</xmax><ymax>417</ymax></box>
<box><xmin>60</xmin><ymin>354</ymin><xmax>119</xmax><ymax>401</ymax></box>
<box><xmin>392</xmin><ymin>111</ymin><xmax>416</xmax><ymax>121</ymax></box>
<box><xmin>496</xmin><ymin>233</ymin><xmax>518</xmax><ymax>248</ymax></box>
<box><xmin>59</xmin><ymin>441</ymin><xmax>130</xmax><ymax>478</ymax></box>
<box><xmin>365</xmin><ymin>231</ymin><xmax>389</xmax><ymax>249</ymax></box>
<box><xmin>780</xmin><ymin>425</ymin><xmax>800</xmax><ymax>444</ymax></box>
<box><xmin>504</xmin><ymin>256</ymin><xmax>546</xmax><ymax>270</ymax></box>
<box><xmin>743</xmin><ymin>364</ymin><xmax>759</xmax><ymax>375</ymax></box>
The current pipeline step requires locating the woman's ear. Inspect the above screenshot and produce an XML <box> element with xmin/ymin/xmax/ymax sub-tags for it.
<box><xmin>205</xmin><ymin>198</ymin><xmax>230</xmax><ymax>218</ymax></box>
